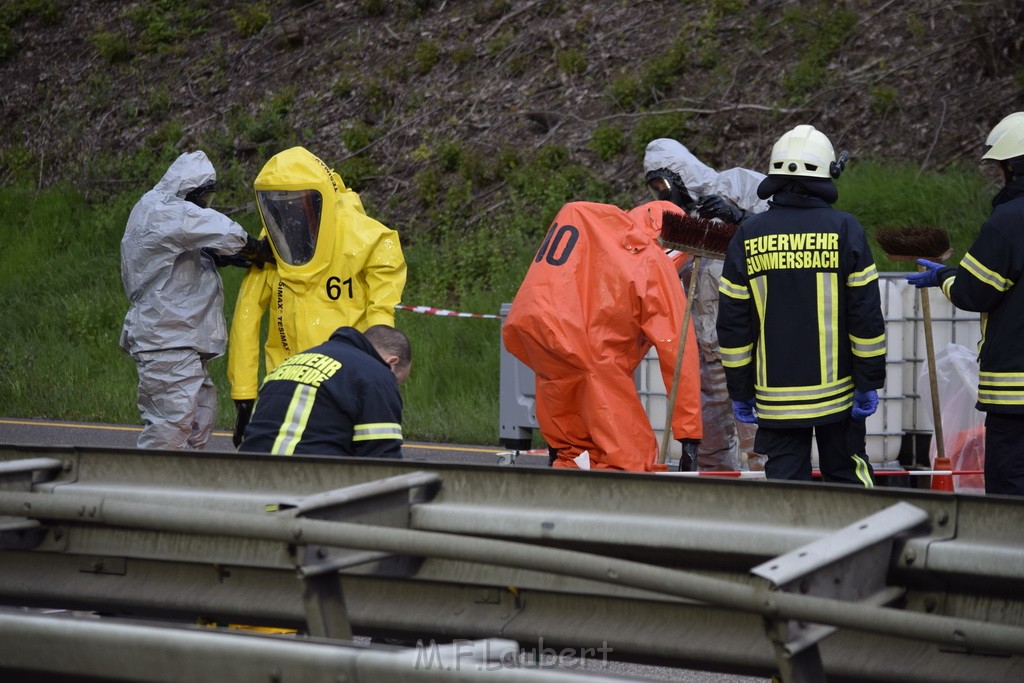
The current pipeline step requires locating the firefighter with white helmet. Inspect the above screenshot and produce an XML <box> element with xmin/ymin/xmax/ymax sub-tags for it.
<box><xmin>717</xmin><ymin>125</ymin><xmax>886</xmax><ymax>485</ymax></box>
<box><xmin>908</xmin><ymin>112</ymin><xmax>1024</xmax><ymax>496</ymax></box>
<box><xmin>643</xmin><ymin>139</ymin><xmax>767</xmax><ymax>471</ymax></box>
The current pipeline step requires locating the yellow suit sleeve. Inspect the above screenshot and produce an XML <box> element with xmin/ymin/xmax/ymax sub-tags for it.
<box><xmin>228</xmin><ymin>266</ymin><xmax>272</xmax><ymax>401</ymax></box>
<box><xmin>361</xmin><ymin>224</ymin><xmax>407</xmax><ymax>328</ymax></box>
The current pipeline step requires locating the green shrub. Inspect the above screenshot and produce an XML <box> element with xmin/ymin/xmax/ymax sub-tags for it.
<box><xmin>361</xmin><ymin>0</ymin><xmax>387</xmax><ymax>16</ymax></box>
<box><xmin>414</xmin><ymin>39</ymin><xmax>440</xmax><ymax>75</ymax></box>
<box><xmin>631</xmin><ymin>112</ymin><xmax>693</xmax><ymax>154</ymax></box>
<box><xmin>0</xmin><ymin>145</ymin><xmax>37</xmax><ymax>185</ymax></box>
<box><xmin>231</xmin><ymin>4</ymin><xmax>270</xmax><ymax>38</ymax></box>
<box><xmin>557</xmin><ymin>48</ymin><xmax>587</xmax><ymax>75</ymax></box>
<box><xmin>590</xmin><ymin>124</ymin><xmax>624</xmax><ymax>161</ymax></box>
<box><xmin>869</xmin><ymin>84</ymin><xmax>900</xmax><ymax>116</ymax></box>
<box><xmin>333</xmin><ymin>77</ymin><xmax>356</xmax><ymax>98</ymax></box>
<box><xmin>127</xmin><ymin>0</ymin><xmax>213</xmax><ymax>54</ymax></box>
<box><xmin>780</xmin><ymin>5</ymin><xmax>857</xmax><ymax>100</ymax></box>
<box><xmin>452</xmin><ymin>44</ymin><xmax>475</xmax><ymax>65</ymax></box>
<box><xmin>340</xmin><ymin>120</ymin><xmax>375</xmax><ymax>153</ymax></box>
<box><xmin>90</xmin><ymin>29</ymin><xmax>133</xmax><ymax>63</ymax></box>
<box><xmin>0</xmin><ymin>24</ymin><xmax>15</xmax><ymax>62</ymax></box>
<box><xmin>334</xmin><ymin>156</ymin><xmax>380</xmax><ymax>191</ymax></box>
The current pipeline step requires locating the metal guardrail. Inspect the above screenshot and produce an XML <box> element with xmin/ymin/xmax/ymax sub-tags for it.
<box><xmin>1</xmin><ymin>444</ymin><xmax>1022</xmax><ymax>682</ymax></box>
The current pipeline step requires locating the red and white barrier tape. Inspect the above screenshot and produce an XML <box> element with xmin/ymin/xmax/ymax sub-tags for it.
<box><xmin>397</xmin><ymin>305</ymin><xmax>501</xmax><ymax>319</ymax></box>
<box><xmin>665</xmin><ymin>469</ymin><xmax>983</xmax><ymax>478</ymax></box>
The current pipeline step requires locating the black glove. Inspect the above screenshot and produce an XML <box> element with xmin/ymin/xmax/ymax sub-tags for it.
<box><xmin>236</xmin><ymin>235</ymin><xmax>276</xmax><ymax>268</ymax></box>
<box><xmin>233</xmin><ymin>400</ymin><xmax>254</xmax><ymax>448</ymax></box>
<box><xmin>202</xmin><ymin>247</ymin><xmax>252</xmax><ymax>268</ymax></box>
<box><xmin>678</xmin><ymin>439</ymin><xmax>700</xmax><ymax>472</ymax></box>
<box><xmin>697</xmin><ymin>195</ymin><xmax>746</xmax><ymax>224</ymax></box>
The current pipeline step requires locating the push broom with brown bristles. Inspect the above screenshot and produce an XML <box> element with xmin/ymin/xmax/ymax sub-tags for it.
<box><xmin>874</xmin><ymin>224</ymin><xmax>953</xmax><ymax>465</ymax></box>
<box><xmin>656</xmin><ymin>211</ymin><xmax>739</xmax><ymax>467</ymax></box>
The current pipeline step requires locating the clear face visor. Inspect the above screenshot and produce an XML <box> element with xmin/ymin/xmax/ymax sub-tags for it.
<box><xmin>256</xmin><ymin>189</ymin><xmax>323</xmax><ymax>266</ymax></box>
<box><xmin>646</xmin><ymin>176</ymin><xmax>672</xmax><ymax>197</ymax></box>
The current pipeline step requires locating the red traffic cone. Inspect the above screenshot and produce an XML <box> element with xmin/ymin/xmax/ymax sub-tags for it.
<box><xmin>931</xmin><ymin>456</ymin><xmax>954</xmax><ymax>492</ymax></box>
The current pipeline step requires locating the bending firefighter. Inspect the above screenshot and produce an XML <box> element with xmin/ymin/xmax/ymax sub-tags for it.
<box><xmin>908</xmin><ymin>112</ymin><xmax>1024</xmax><ymax>496</ymax></box>
<box><xmin>239</xmin><ymin>325</ymin><xmax>411</xmax><ymax>458</ymax></box>
<box><xmin>644</xmin><ymin>138</ymin><xmax>768</xmax><ymax>471</ymax></box>
<box><xmin>716</xmin><ymin>125</ymin><xmax>886</xmax><ymax>485</ymax></box>
<box><xmin>120</xmin><ymin>151</ymin><xmax>271</xmax><ymax>450</ymax></box>
<box><xmin>228</xmin><ymin>146</ymin><xmax>407</xmax><ymax>445</ymax></box>
<box><xmin>503</xmin><ymin>201</ymin><xmax>702</xmax><ymax>472</ymax></box>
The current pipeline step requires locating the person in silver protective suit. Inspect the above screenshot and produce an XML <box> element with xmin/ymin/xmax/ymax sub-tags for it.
<box><xmin>119</xmin><ymin>150</ymin><xmax>271</xmax><ymax>450</ymax></box>
<box><xmin>643</xmin><ymin>138</ymin><xmax>767</xmax><ymax>471</ymax></box>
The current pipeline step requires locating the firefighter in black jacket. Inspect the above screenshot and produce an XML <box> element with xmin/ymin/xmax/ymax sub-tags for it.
<box><xmin>717</xmin><ymin>125</ymin><xmax>886</xmax><ymax>485</ymax></box>
<box><xmin>238</xmin><ymin>325</ymin><xmax>411</xmax><ymax>458</ymax></box>
<box><xmin>909</xmin><ymin>112</ymin><xmax>1024</xmax><ymax>497</ymax></box>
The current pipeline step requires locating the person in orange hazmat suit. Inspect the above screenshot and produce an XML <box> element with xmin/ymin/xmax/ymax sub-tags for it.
<box><xmin>502</xmin><ymin>200</ymin><xmax>702</xmax><ymax>472</ymax></box>
<box><xmin>228</xmin><ymin>146</ymin><xmax>406</xmax><ymax>446</ymax></box>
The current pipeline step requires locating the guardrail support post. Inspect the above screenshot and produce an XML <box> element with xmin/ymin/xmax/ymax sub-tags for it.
<box><xmin>751</xmin><ymin>502</ymin><xmax>930</xmax><ymax>682</ymax></box>
<box><xmin>282</xmin><ymin>472</ymin><xmax>442</xmax><ymax>638</ymax></box>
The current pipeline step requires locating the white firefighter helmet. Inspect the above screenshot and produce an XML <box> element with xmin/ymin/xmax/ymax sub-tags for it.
<box><xmin>768</xmin><ymin>125</ymin><xmax>835</xmax><ymax>178</ymax></box>
<box><xmin>982</xmin><ymin>112</ymin><xmax>1024</xmax><ymax>161</ymax></box>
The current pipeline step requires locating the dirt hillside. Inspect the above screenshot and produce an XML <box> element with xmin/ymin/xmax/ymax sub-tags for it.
<box><xmin>3</xmin><ymin>1</ymin><xmax>1023</xmax><ymax>232</ymax></box>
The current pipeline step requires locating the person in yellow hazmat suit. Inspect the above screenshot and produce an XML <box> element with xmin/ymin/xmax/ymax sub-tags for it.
<box><xmin>228</xmin><ymin>146</ymin><xmax>407</xmax><ymax>446</ymax></box>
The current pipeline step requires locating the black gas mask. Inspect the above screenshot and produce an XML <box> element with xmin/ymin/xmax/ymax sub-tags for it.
<box><xmin>645</xmin><ymin>169</ymin><xmax>695</xmax><ymax>211</ymax></box>
<box><xmin>184</xmin><ymin>181</ymin><xmax>217</xmax><ymax>209</ymax></box>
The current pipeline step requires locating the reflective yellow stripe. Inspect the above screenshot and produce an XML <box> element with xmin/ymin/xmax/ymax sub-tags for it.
<box><xmin>271</xmin><ymin>384</ymin><xmax>316</xmax><ymax>455</ymax></box>
<box><xmin>751</xmin><ymin>276</ymin><xmax>767</xmax><ymax>387</ymax></box>
<box><xmin>847</xmin><ymin>263</ymin><xmax>878</xmax><ymax>287</ymax></box>
<box><xmin>850</xmin><ymin>333</ymin><xmax>886</xmax><ymax>358</ymax></box>
<box><xmin>353</xmin><ymin>422</ymin><xmax>403</xmax><ymax>442</ymax></box>
<box><xmin>978</xmin><ymin>390</ymin><xmax>1024</xmax><ymax>405</ymax></box>
<box><xmin>755</xmin><ymin>376</ymin><xmax>853</xmax><ymax>400</ymax></box>
<box><xmin>977</xmin><ymin>371</ymin><xmax>1024</xmax><ymax>406</ymax></box>
<box><xmin>961</xmin><ymin>252</ymin><xmax>1012</xmax><ymax>292</ymax></box>
<box><xmin>817</xmin><ymin>272</ymin><xmax>838</xmax><ymax>384</ymax></box>
<box><xmin>979</xmin><ymin>371</ymin><xmax>1024</xmax><ymax>384</ymax></box>
<box><xmin>940</xmin><ymin>275</ymin><xmax>955</xmax><ymax>300</ymax></box>
<box><xmin>719</xmin><ymin>275</ymin><xmax>750</xmax><ymax>300</ymax></box>
<box><xmin>853</xmin><ymin>454</ymin><xmax>874</xmax><ymax>488</ymax></box>
<box><xmin>719</xmin><ymin>343</ymin><xmax>753</xmax><ymax>368</ymax></box>
<box><xmin>755</xmin><ymin>394</ymin><xmax>853</xmax><ymax>420</ymax></box>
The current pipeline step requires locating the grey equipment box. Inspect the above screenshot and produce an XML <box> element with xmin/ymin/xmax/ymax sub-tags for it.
<box><xmin>498</xmin><ymin>303</ymin><xmax>538</xmax><ymax>450</ymax></box>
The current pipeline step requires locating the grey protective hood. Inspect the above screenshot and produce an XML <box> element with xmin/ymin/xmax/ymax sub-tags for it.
<box><xmin>643</xmin><ymin>138</ymin><xmax>769</xmax><ymax>213</ymax></box>
<box><xmin>157</xmin><ymin>150</ymin><xmax>217</xmax><ymax>199</ymax></box>
<box><xmin>119</xmin><ymin>151</ymin><xmax>248</xmax><ymax>356</ymax></box>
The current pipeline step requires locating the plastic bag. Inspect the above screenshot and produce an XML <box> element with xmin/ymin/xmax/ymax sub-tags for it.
<box><xmin>918</xmin><ymin>343</ymin><xmax>985</xmax><ymax>493</ymax></box>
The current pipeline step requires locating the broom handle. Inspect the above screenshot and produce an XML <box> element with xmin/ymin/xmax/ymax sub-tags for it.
<box><xmin>659</xmin><ymin>256</ymin><xmax>700</xmax><ymax>464</ymax></box>
<box><xmin>919</xmin><ymin>280</ymin><xmax>946</xmax><ymax>460</ymax></box>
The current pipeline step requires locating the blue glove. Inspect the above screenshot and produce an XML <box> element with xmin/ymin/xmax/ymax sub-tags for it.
<box><xmin>905</xmin><ymin>259</ymin><xmax>944</xmax><ymax>289</ymax></box>
<box><xmin>851</xmin><ymin>389</ymin><xmax>878</xmax><ymax>419</ymax></box>
<box><xmin>733</xmin><ymin>398</ymin><xmax>757</xmax><ymax>424</ymax></box>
